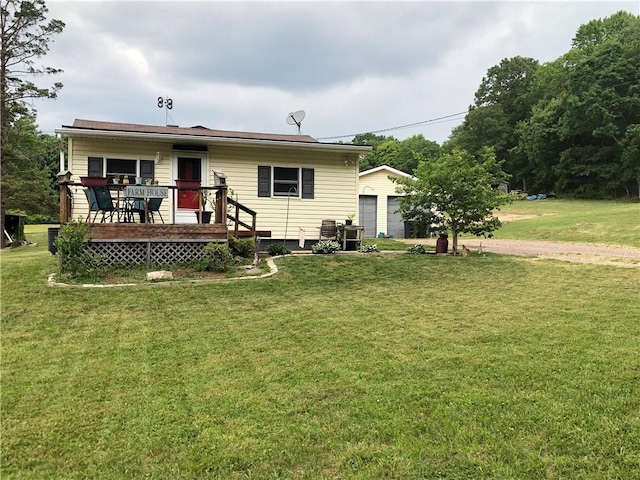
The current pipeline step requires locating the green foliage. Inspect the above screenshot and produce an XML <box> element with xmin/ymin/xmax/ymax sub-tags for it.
<box><xmin>227</xmin><ymin>235</ymin><xmax>255</xmax><ymax>258</ymax></box>
<box><xmin>395</xmin><ymin>147</ymin><xmax>512</xmax><ymax>254</ymax></box>
<box><xmin>267</xmin><ymin>243</ymin><xmax>291</xmax><ymax>256</ymax></box>
<box><xmin>25</xmin><ymin>213</ymin><xmax>58</xmax><ymax>224</ymax></box>
<box><xmin>193</xmin><ymin>242</ymin><xmax>234</xmax><ymax>272</ymax></box>
<box><xmin>406</xmin><ymin>244</ymin><xmax>427</xmax><ymax>254</ymax></box>
<box><xmin>355</xmin><ymin>134</ymin><xmax>440</xmax><ymax>174</ymax></box>
<box><xmin>451</xmin><ymin>12</ymin><xmax>640</xmax><ymax>198</ymax></box>
<box><xmin>312</xmin><ymin>240</ymin><xmax>340</xmax><ymax>254</ymax></box>
<box><xmin>54</xmin><ymin>219</ymin><xmax>103</xmax><ymax>280</ymax></box>
<box><xmin>1</xmin><ymin>0</ymin><xmax>65</xmax><ymax>179</ymax></box>
<box><xmin>0</xmin><ymin>0</ymin><xmax>65</xmax><ymax>123</ymax></box>
<box><xmin>1</xmin><ymin>116</ymin><xmax>61</xmax><ymax>217</ymax></box>
<box><xmin>359</xmin><ymin>243</ymin><xmax>379</xmax><ymax>253</ymax></box>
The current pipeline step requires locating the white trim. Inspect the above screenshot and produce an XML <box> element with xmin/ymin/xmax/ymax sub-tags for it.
<box><xmin>359</xmin><ymin>164</ymin><xmax>415</xmax><ymax>179</ymax></box>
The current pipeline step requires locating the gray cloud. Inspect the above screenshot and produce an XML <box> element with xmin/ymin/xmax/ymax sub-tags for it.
<box><xmin>36</xmin><ymin>1</ymin><xmax>637</xmax><ymax>142</ymax></box>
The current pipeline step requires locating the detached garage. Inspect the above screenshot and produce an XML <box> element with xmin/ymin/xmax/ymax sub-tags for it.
<box><xmin>358</xmin><ymin>165</ymin><xmax>414</xmax><ymax>238</ymax></box>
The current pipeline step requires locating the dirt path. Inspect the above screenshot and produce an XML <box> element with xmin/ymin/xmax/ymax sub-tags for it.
<box><xmin>397</xmin><ymin>238</ymin><xmax>640</xmax><ymax>268</ymax></box>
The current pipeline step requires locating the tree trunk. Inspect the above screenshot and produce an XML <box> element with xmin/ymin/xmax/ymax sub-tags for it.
<box><xmin>452</xmin><ymin>229</ymin><xmax>458</xmax><ymax>255</ymax></box>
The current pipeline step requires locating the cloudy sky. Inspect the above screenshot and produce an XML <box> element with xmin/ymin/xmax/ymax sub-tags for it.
<box><xmin>33</xmin><ymin>0</ymin><xmax>638</xmax><ymax>144</ymax></box>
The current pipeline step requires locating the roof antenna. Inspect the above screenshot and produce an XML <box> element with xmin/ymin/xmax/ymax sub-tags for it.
<box><xmin>286</xmin><ymin>110</ymin><xmax>306</xmax><ymax>134</ymax></box>
<box><xmin>157</xmin><ymin>96</ymin><xmax>174</xmax><ymax>126</ymax></box>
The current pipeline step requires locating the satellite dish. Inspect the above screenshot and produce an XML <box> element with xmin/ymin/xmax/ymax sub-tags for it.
<box><xmin>286</xmin><ymin>110</ymin><xmax>306</xmax><ymax>134</ymax></box>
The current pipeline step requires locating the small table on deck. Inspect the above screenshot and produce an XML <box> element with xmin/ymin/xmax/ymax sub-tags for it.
<box><xmin>338</xmin><ymin>225</ymin><xmax>364</xmax><ymax>251</ymax></box>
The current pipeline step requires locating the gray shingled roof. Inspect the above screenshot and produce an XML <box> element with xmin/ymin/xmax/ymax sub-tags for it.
<box><xmin>69</xmin><ymin>119</ymin><xmax>319</xmax><ymax>144</ymax></box>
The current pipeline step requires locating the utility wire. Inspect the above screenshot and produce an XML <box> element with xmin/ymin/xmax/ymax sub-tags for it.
<box><xmin>316</xmin><ymin>111</ymin><xmax>467</xmax><ymax>141</ymax></box>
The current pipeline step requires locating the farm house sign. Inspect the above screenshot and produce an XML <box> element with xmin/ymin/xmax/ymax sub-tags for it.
<box><xmin>124</xmin><ymin>186</ymin><xmax>168</xmax><ymax>198</ymax></box>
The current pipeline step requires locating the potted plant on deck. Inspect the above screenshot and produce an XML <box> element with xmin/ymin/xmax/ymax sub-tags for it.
<box><xmin>195</xmin><ymin>189</ymin><xmax>215</xmax><ymax>224</ymax></box>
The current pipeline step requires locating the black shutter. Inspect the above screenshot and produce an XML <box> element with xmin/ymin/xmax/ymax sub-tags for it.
<box><xmin>140</xmin><ymin>160</ymin><xmax>154</xmax><ymax>181</ymax></box>
<box><xmin>302</xmin><ymin>168</ymin><xmax>314</xmax><ymax>199</ymax></box>
<box><xmin>258</xmin><ymin>166</ymin><xmax>271</xmax><ymax>197</ymax></box>
<box><xmin>88</xmin><ymin>157</ymin><xmax>103</xmax><ymax>177</ymax></box>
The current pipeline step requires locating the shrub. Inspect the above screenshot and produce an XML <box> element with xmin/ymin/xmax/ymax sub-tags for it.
<box><xmin>267</xmin><ymin>244</ymin><xmax>291</xmax><ymax>256</ymax></box>
<box><xmin>228</xmin><ymin>235</ymin><xmax>255</xmax><ymax>258</ymax></box>
<box><xmin>194</xmin><ymin>242</ymin><xmax>234</xmax><ymax>272</ymax></box>
<box><xmin>55</xmin><ymin>219</ymin><xmax>104</xmax><ymax>280</ymax></box>
<box><xmin>26</xmin><ymin>213</ymin><xmax>59</xmax><ymax>224</ymax></box>
<box><xmin>360</xmin><ymin>243</ymin><xmax>379</xmax><ymax>253</ymax></box>
<box><xmin>312</xmin><ymin>240</ymin><xmax>340</xmax><ymax>254</ymax></box>
<box><xmin>407</xmin><ymin>244</ymin><xmax>427</xmax><ymax>254</ymax></box>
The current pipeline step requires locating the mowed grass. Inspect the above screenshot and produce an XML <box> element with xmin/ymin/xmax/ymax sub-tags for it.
<box><xmin>494</xmin><ymin>199</ymin><xmax>640</xmax><ymax>248</ymax></box>
<box><xmin>2</xmin><ymin>222</ymin><xmax>639</xmax><ymax>479</ymax></box>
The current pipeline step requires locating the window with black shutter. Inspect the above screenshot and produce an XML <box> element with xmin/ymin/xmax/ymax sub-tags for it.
<box><xmin>301</xmin><ymin>168</ymin><xmax>314</xmax><ymax>199</ymax></box>
<box><xmin>88</xmin><ymin>157</ymin><xmax>103</xmax><ymax>177</ymax></box>
<box><xmin>140</xmin><ymin>160</ymin><xmax>155</xmax><ymax>183</ymax></box>
<box><xmin>258</xmin><ymin>166</ymin><xmax>271</xmax><ymax>197</ymax></box>
<box><xmin>258</xmin><ymin>166</ymin><xmax>315</xmax><ymax>198</ymax></box>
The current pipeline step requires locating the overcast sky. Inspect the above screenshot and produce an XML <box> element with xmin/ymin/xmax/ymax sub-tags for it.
<box><xmin>34</xmin><ymin>0</ymin><xmax>638</xmax><ymax>144</ymax></box>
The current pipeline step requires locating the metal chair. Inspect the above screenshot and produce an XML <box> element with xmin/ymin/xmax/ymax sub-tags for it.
<box><xmin>89</xmin><ymin>187</ymin><xmax>117</xmax><ymax>222</ymax></box>
<box><xmin>147</xmin><ymin>198</ymin><xmax>164</xmax><ymax>223</ymax></box>
<box><xmin>128</xmin><ymin>197</ymin><xmax>164</xmax><ymax>223</ymax></box>
<box><xmin>84</xmin><ymin>187</ymin><xmax>116</xmax><ymax>223</ymax></box>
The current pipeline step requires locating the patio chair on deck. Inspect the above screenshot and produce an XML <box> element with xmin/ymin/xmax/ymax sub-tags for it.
<box><xmin>83</xmin><ymin>188</ymin><xmax>99</xmax><ymax>222</ymax></box>
<box><xmin>147</xmin><ymin>197</ymin><xmax>164</xmax><ymax>223</ymax></box>
<box><xmin>319</xmin><ymin>219</ymin><xmax>337</xmax><ymax>240</ymax></box>
<box><xmin>128</xmin><ymin>198</ymin><xmax>164</xmax><ymax>223</ymax></box>
<box><xmin>85</xmin><ymin>187</ymin><xmax>116</xmax><ymax>223</ymax></box>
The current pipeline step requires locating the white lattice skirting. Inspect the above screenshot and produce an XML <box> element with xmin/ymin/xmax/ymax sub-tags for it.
<box><xmin>87</xmin><ymin>240</ymin><xmax>222</xmax><ymax>266</ymax></box>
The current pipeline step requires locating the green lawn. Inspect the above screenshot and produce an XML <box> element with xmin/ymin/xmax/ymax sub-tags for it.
<box><xmin>494</xmin><ymin>199</ymin><xmax>640</xmax><ymax>248</ymax></box>
<box><xmin>2</xmin><ymin>209</ymin><xmax>639</xmax><ymax>479</ymax></box>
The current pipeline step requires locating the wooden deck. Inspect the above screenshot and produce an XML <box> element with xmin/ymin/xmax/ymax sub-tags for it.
<box><xmin>86</xmin><ymin>223</ymin><xmax>271</xmax><ymax>241</ymax></box>
<box><xmin>87</xmin><ymin>223</ymin><xmax>228</xmax><ymax>241</ymax></box>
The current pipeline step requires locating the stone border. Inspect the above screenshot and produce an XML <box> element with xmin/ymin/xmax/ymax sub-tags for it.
<box><xmin>47</xmin><ymin>256</ymin><xmax>280</xmax><ymax>288</ymax></box>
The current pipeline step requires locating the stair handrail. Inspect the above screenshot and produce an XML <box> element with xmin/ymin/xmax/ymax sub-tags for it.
<box><xmin>227</xmin><ymin>196</ymin><xmax>257</xmax><ymax>236</ymax></box>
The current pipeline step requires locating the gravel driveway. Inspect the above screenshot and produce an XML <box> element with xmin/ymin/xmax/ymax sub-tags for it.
<box><xmin>398</xmin><ymin>238</ymin><xmax>640</xmax><ymax>268</ymax></box>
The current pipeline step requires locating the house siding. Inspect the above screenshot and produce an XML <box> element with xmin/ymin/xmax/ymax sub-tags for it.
<box><xmin>209</xmin><ymin>145</ymin><xmax>359</xmax><ymax>239</ymax></box>
<box><xmin>68</xmin><ymin>138</ymin><xmax>172</xmax><ymax>223</ymax></box>
<box><xmin>67</xmin><ymin>137</ymin><xmax>361</xmax><ymax>238</ymax></box>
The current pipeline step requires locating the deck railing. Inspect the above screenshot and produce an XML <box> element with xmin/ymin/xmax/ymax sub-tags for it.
<box><xmin>58</xmin><ymin>177</ymin><xmax>232</xmax><ymax>226</ymax></box>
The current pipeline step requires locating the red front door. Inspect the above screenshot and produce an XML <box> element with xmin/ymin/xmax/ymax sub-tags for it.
<box><xmin>177</xmin><ymin>157</ymin><xmax>202</xmax><ymax>209</ymax></box>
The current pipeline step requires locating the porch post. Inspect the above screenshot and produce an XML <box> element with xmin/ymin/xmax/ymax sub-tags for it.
<box><xmin>215</xmin><ymin>186</ymin><xmax>228</xmax><ymax>224</ymax></box>
<box><xmin>57</xmin><ymin>171</ymin><xmax>73</xmax><ymax>224</ymax></box>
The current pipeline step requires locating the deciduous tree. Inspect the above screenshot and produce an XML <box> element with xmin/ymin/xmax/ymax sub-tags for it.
<box><xmin>394</xmin><ymin>148</ymin><xmax>511</xmax><ymax>255</ymax></box>
<box><xmin>1</xmin><ymin>0</ymin><xmax>64</xmax><ymax>173</ymax></box>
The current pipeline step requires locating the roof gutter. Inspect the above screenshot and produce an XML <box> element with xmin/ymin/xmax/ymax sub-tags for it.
<box><xmin>54</xmin><ymin>127</ymin><xmax>372</xmax><ymax>154</ymax></box>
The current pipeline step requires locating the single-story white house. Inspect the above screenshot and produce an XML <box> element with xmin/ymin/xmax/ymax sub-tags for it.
<box><xmin>56</xmin><ymin>119</ymin><xmax>372</xmax><ymax>244</ymax></box>
<box><xmin>358</xmin><ymin>165</ymin><xmax>415</xmax><ymax>238</ymax></box>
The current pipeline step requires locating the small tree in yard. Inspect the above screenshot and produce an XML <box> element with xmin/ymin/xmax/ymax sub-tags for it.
<box><xmin>394</xmin><ymin>147</ymin><xmax>511</xmax><ymax>255</ymax></box>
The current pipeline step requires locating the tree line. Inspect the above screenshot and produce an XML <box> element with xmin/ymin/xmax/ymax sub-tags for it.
<box><xmin>355</xmin><ymin>11</ymin><xmax>640</xmax><ymax>199</ymax></box>
<box><xmin>1</xmin><ymin>0</ymin><xmax>64</xmax><ymax>222</ymax></box>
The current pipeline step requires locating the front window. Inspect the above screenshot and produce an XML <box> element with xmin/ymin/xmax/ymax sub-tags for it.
<box><xmin>106</xmin><ymin>159</ymin><xmax>137</xmax><ymax>182</ymax></box>
<box><xmin>88</xmin><ymin>157</ymin><xmax>154</xmax><ymax>184</ymax></box>
<box><xmin>273</xmin><ymin>167</ymin><xmax>299</xmax><ymax>196</ymax></box>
